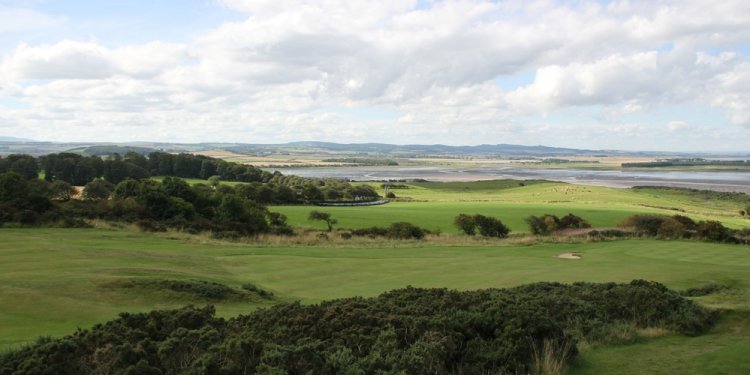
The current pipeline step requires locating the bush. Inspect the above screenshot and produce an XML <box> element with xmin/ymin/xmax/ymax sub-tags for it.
<box><xmin>588</xmin><ymin>229</ymin><xmax>630</xmax><ymax>238</ymax></box>
<box><xmin>619</xmin><ymin>214</ymin><xmax>668</xmax><ymax>237</ymax></box>
<box><xmin>526</xmin><ymin>213</ymin><xmax>588</xmax><ymax>235</ymax></box>
<box><xmin>559</xmin><ymin>213</ymin><xmax>591</xmax><ymax>229</ymax></box>
<box><xmin>680</xmin><ymin>283</ymin><xmax>730</xmax><ymax>297</ymax></box>
<box><xmin>473</xmin><ymin>214</ymin><xmax>510</xmax><ymax>238</ymax></box>
<box><xmin>83</xmin><ymin>179</ymin><xmax>114</xmax><ymax>200</ymax></box>
<box><xmin>241</xmin><ymin>283</ymin><xmax>274</xmax><ymax>298</ymax></box>
<box><xmin>454</xmin><ymin>213</ymin><xmax>476</xmax><ymax>235</ymax></box>
<box><xmin>387</xmin><ymin>222</ymin><xmax>425</xmax><ymax>239</ymax></box>
<box><xmin>455</xmin><ymin>214</ymin><xmax>510</xmax><ymax>237</ymax></box>
<box><xmin>351</xmin><ymin>222</ymin><xmax>427</xmax><ymax>240</ymax></box>
<box><xmin>1</xmin><ymin>281</ymin><xmax>716</xmax><ymax>374</ymax></box>
<box><xmin>695</xmin><ymin>220</ymin><xmax>736</xmax><ymax>243</ymax></box>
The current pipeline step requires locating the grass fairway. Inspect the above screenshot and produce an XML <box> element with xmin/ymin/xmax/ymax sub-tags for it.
<box><xmin>2</xmin><ymin>227</ymin><xmax>750</xmax><ymax>373</ymax></box>
<box><xmin>273</xmin><ymin>181</ymin><xmax>750</xmax><ymax>232</ymax></box>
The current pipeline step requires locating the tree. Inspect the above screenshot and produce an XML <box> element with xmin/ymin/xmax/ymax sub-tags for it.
<box><xmin>473</xmin><ymin>214</ymin><xmax>510</xmax><ymax>238</ymax></box>
<box><xmin>83</xmin><ymin>179</ymin><xmax>115</xmax><ymax>200</ymax></box>
<box><xmin>308</xmin><ymin>210</ymin><xmax>337</xmax><ymax>231</ymax></box>
<box><xmin>454</xmin><ymin>214</ymin><xmax>476</xmax><ymax>235</ymax></box>
<box><xmin>455</xmin><ymin>214</ymin><xmax>509</xmax><ymax>238</ymax></box>
<box><xmin>50</xmin><ymin>180</ymin><xmax>76</xmax><ymax>201</ymax></box>
<box><xmin>8</xmin><ymin>154</ymin><xmax>39</xmax><ymax>180</ymax></box>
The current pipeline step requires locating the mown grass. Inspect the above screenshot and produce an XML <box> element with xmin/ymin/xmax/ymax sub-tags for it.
<box><xmin>2</xmin><ymin>227</ymin><xmax>749</xmax><ymax>369</ymax></box>
<box><xmin>274</xmin><ymin>181</ymin><xmax>750</xmax><ymax>232</ymax></box>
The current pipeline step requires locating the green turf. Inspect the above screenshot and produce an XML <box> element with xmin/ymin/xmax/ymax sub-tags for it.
<box><xmin>2</xmin><ymin>227</ymin><xmax>750</xmax><ymax>371</ymax></box>
<box><xmin>273</xmin><ymin>181</ymin><xmax>750</xmax><ymax>232</ymax></box>
<box><xmin>571</xmin><ymin>310</ymin><xmax>750</xmax><ymax>375</ymax></box>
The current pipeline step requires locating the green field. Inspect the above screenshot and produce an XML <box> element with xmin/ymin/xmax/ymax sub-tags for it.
<box><xmin>2</xmin><ymin>180</ymin><xmax>750</xmax><ymax>373</ymax></box>
<box><xmin>2</xmin><ymin>227</ymin><xmax>750</xmax><ymax>373</ymax></box>
<box><xmin>274</xmin><ymin>181</ymin><xmax>750</xmax><ymax>232</ymax></box>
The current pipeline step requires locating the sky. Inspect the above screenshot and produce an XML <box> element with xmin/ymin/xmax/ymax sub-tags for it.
<box><xmin>0</xmin><ymin>0</ymin><xmax>749</xmax><ymax>152</ymax></box>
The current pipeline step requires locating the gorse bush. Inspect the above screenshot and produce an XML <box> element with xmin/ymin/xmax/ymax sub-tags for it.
<box><xmin>351</xmin><ymin>222</ymin><xmax>427</xmax><ymax>239</ymax></box>
<box><xmin>0</xmin><ymin>281</ymin><xmax>715</xmax><ymax>375</ymax></box>
<box><xmin>619</xmin><ymin>214</ymin><xmax>739</xmax><ymax>243</ymax></box>
<box><xmin>526</xmin><ymin>213</ymin><xmax>591</xmax><ymax>235</ymax></box>
<box><xmin>454</xmin><ymin>213</ymin><xmax>510</xmax><ymax>238</ymax></box>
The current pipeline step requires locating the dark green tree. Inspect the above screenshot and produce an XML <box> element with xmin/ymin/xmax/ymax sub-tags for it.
<box><xmin>308</xmin><ymin>210</ymin><xmax>337</xmax><ymax>231</ymax></box>
<box><xmin>454</xmin><ymin>214</ymin><xmax>476</xmax><ymax>235</ymax></box>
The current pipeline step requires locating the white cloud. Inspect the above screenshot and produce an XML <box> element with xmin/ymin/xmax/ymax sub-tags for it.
<box><xmin>0</xmin><ymin>0</ymin><xmax>748</xmax><ymax>149</ymax></box>
<box><xmin>667</xmin><ymin>121</ymin><xmax>688</xmax><ymax>131</ymax></box>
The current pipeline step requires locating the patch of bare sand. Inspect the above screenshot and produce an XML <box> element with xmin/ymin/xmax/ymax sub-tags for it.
<box><xmin>558</xmin><ymin>252</ymin><xmax>582</xmax><ymax>260</ymax></box>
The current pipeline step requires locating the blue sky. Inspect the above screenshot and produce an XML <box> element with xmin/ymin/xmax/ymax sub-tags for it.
<box><xmin>0</xmin><ymin>0</ymin><xmax>749</xmax><ymax>151</ymax></box>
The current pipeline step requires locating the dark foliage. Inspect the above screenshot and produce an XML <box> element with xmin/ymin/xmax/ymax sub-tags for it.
<box><xmin>526</xmin><ymin>213</ymin><xmax>590</xmax><ymax>235</ymax></box>
<box><xmin>0</xmin><ymin>281</ymin><xmax>716</xmax><ymax>375</ymax></box>
<box><xmin>679</xmin><ymin>283</ymin><xmax>730</xmax><ymax>297</ymax></box>
<box><xmin>113</xmin><ymin>279</ymin><xmax>259</xmax><ymax>300</ymax></box>
<box><xmin>351</xmin><ymin>222</ymin><xmax>428</xmax><ymax>239</ymax></box>
<box><xmin>454</xmin><ymin>214</ymin><xmax>511</xmax><ymax>238</ymax></box>
<box><xmin>619</xmin><ymin>214</ymin><xmax>739</xmax><ymax>243</ymax></box>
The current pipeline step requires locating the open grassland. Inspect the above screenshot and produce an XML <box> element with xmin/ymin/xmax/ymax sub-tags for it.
<box><xmin>1</xmin><ymin>227</ymin><xmax>750</xmax><ymax>373</ymax></box>
<box><xmin>274</xmin><ymin>181</ymin><xmax>750</xmax><ymax>231</ymax></box>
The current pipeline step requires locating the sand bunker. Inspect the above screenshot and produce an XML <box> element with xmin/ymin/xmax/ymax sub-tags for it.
<box><xmin>558</xmin><ymin>253</ymin><xmax>582</xmax><ymax>260</ymax></box>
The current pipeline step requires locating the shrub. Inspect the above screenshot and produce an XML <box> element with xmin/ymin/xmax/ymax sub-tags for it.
<box><xmin>695</xmin><ymin>220</ymin><xmax>735</xmax><ymax>243</ymax></box>
<box><xmin>0</xmin><ymin>281</ymin><xmax>716</xmax><ymax>374</ymax></box>
<box><xmin>387</xmin><ymin>222</ymin><xmax>425</xmax><ymax>239</ymax></box>
<box><xmin>455</xmin><ymin>214</ymin><xmax>510</xmax><ymax>238</ymax></box>
<box><xmin>656</xmin><ymin>217</ymin><xmax>686</xmax><ymax>239</ymax></box>
<box><xmin>559</xmin><ymin>213</ymin><xmax>591</xmax><ymax>229</ymax></box>
<box><xmin>619</xmin><ymin>215</ymin><xmax>667</xmax><ymax>236</ymax></box>
<box><xmin>241</xmin><ymin>283</ymin><xmax>274</xmax><ymax>298</ymax></box>
<box><xmin>83</xmin><ymin>179</ymin><xmax>115</xmax><ymax>200</ymax></box>
<box><xmin>453</xmin><ymin>213</ymin><xmax>476</xmax><ymax>235</ymax></box>
<box><xmin>473</xmin><ymin>214</ymin><xmax>510</xmax><ymax>238</ymax></box>
<box><xmin>679</xmin><ymin>283</ymin><xmax>730</xmax><ymax>297</ymax></box>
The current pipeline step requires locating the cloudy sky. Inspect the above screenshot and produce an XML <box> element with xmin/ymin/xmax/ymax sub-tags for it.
<box><xmin>0</xmin><ymin>0</ymin><xmax>749</xmax><ymax>151</ymax></box>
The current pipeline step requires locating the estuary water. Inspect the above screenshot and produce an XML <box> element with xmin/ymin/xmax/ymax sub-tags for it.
<box><xmin>272</xmin><ymin>165</ymin><xmax>750</xmax><ymax>193</ymax></box>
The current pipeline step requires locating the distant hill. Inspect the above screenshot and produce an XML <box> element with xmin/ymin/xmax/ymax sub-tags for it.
<box><xmin>3</xmin><ymin>140</ymin><xmax>746</xmax><ymax>158</ymax></box>
<box><xmin>78</xmin><ymin>145</ymin><xmax>158</xmax><ymax>156</ymax></box>
<box><xmin>0</xmin><ymin>136</ymin><xmax>36</xmax><ymax>142</ymax></box>
<box><xmin>223</xmin><ymin>141</ymin><xmax>610</xmax><ymax>157</ymax></box>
